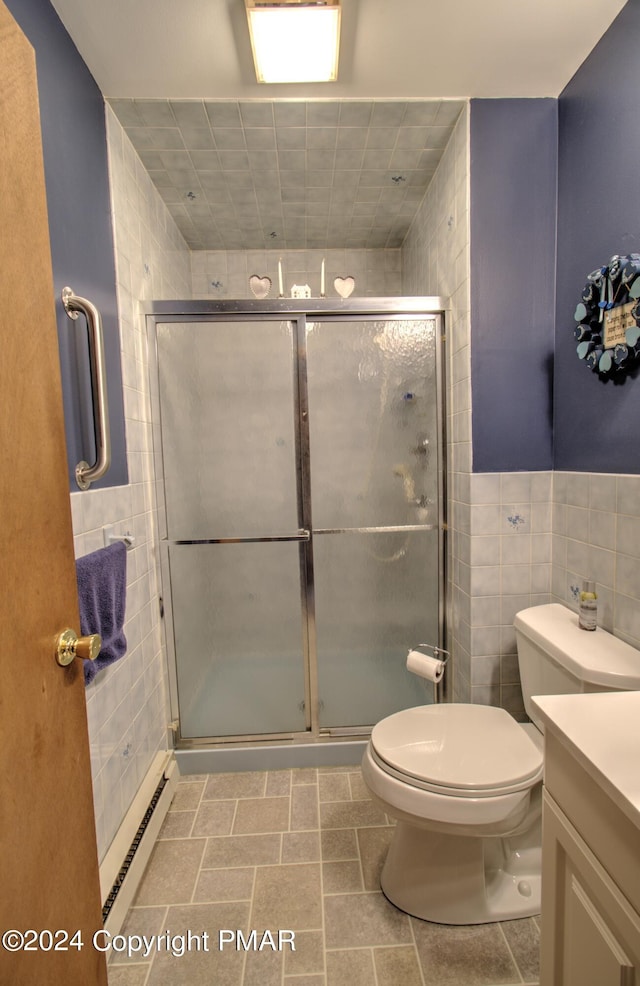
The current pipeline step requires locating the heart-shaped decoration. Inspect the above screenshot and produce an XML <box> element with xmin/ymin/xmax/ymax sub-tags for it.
<box><xmin>249</xmin><ymin>275</ymin><xmax>271</xmax><ymax>299</ymax></box>
<box><xmin>334</xmin><ymin>276</ymin><xmax>355</xmax><ymax>299</ymax></box>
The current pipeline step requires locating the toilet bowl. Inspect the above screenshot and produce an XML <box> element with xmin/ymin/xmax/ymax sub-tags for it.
<box><xmin>362</xmin><ymin>603</ymin><xmax>640</xmax><ymax>925</ymax></box>
<box><xmin>362</xmin><ymin>704</ymin><xmax>544</xmax><ymax>924</ymax></box>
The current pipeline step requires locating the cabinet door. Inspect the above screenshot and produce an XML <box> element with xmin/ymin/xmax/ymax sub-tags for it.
<box><xmin>541</xmin><ymin>792</ymin><xmax>640</xmax><ymax>986</ymax></box>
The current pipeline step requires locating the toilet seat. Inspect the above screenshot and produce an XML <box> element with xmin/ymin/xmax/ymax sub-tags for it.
<box><xmin>370</xmin><ymin>704</ymin><xmax>543</xmax><ymax>798</ymax></box>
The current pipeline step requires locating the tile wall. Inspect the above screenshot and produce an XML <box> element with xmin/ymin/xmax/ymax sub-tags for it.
<box><xmin>552</xmin><ymin>472</ymin><xmax>640</xmax><ymax>649</ymax></box>
<box><xmin>70</xmin><ymin>105</ymin><xmax>191</xmax><ymax>862</ymax></box>
<box><xmin>452</xmin><ymin>468</ymin><xmax>640</xmax><ymax>714</ymax></box>
<box><xmin>190</xmin><ymin>247</ymin><xmax>402</xmax><ymax>299</ymax></box>
<box><xmin>108</xmin><ymin>98</ymin><xmax>465</xmax><ymax>252</ymax></box>
<box><xmin>455</xmin><ymin>472</ymin><xmax>553</xmax><ymax>716</ymax></box>
<box><xmin>401</xmin><ymin>105</ymin><xmax>473</xmax><ymax>706</ymax></box>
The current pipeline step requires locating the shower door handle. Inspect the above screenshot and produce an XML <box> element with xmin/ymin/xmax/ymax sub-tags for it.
<box><xmin>169</xmin><ymin>530</ymin><xmax>311</xmax><ymax>545</ymax></box>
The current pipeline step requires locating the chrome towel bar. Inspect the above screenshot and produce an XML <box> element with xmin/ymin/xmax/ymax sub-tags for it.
<box><xmin>62</xmin><ymin>286</ymin><xmax>111</xmax><ymax>490</ymax></box>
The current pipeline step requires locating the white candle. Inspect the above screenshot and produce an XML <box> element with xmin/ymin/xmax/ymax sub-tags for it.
<box><xmin>321</xmin><ymin>258</ymin><xmax>325</xmax><ymax>297</ymax></box>
<box><xmin>278</xmin><ymin>259</ymin><xmax>284</xmax><ymax>297</ymax></box>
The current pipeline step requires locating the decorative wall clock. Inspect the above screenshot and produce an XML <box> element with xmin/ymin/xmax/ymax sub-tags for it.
<box><xmin>574</xmin><ymin>253</ymin><xmax>640</xmax><ymax>377</ymax></box>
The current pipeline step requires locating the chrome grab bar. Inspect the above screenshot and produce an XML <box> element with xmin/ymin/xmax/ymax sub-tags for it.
<box><xmin>62</xmin><ymin>286</ymin><xmax>111</xmax><ymax>490</ymax></box>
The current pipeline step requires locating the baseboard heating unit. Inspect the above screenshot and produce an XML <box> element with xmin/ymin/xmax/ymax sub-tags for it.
<box><xmin>99</xmin><ymin>751</ymin><xmax>178</xmax><ymax>936</ymax></box>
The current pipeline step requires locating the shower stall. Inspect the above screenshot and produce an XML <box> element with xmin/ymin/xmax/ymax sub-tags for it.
<box><xmin>147</xmin><ymin>298</ymin><xmax>446</xmax><ymax>766</ymax></box>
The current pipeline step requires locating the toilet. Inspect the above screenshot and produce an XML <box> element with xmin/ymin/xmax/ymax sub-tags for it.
<box><xmin>361</xmin><ymin>603</ymin><xmax>640</xmax><ymax>925</ymax></box>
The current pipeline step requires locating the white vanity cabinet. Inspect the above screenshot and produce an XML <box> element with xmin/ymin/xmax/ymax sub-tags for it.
<box><xmin>533</xmin><ymin>693</ymin><xmax>640</xmax><ymax>986</ymax></box>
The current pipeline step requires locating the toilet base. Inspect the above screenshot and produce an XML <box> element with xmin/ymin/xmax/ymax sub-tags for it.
<box><xmin>381</xmin><ymin>820</ymin><xmax>541</xmax><ymax>924</ymax></box>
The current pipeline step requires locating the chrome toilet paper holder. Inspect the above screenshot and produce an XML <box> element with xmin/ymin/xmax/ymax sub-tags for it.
<box><xmin>409</xmin><ymin>643</ymin><xmax>449</xmax><ymax>666</ymax></box>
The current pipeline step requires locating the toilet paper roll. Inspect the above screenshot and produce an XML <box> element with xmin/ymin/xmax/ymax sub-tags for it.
<box><xmin>406</xmin><ymin>649</ymin><xmax>445</xmax><ymax>683</ymax></box>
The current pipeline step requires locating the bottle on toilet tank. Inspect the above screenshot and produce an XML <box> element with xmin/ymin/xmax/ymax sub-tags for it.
<box><xmin>578</xmin><ymin>580</ymin><xmax>597</xmax><ymax>631</ymax></box>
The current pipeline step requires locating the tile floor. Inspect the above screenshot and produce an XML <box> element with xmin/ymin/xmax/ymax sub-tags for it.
<box><xmin>107</xmin><ymin>765</ymin><xmax>540</xmax><ymax>986</ymax></box>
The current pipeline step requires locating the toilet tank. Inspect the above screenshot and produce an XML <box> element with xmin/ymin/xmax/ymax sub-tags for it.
<box><xmin>514</xmin><ymin>603</ymin><xmax>640</xmax><ymax>731</ymax></box>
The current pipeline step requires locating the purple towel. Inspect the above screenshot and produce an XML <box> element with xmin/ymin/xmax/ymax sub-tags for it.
<box><xmin>76</xmin><ymin>542</ymin><xmax>128</xmax><ymax>685</ymax></box>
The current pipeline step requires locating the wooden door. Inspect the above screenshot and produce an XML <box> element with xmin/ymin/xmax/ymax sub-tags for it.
<box><xmin>0</xmin><ymin>5</ymin><xmax>107</xmax><ymax>984</ymax></box>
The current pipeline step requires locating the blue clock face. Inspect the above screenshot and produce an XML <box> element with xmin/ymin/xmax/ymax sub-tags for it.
<box><xmin>574</xmin><ymin>254</ymin><xmax>640</xmax><ymax>378</ymax></box>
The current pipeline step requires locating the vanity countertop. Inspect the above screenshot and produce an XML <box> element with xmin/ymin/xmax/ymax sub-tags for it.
<box><xmin>532</xmin><ymin>690</ymin><xmax>640</xmax><ymax>830</ymax></box>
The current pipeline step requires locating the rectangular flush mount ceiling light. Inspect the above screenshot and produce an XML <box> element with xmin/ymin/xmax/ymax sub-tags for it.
<box><xmin>245</xmin><ymin>0</ymin><xmax>341</xmax><ymax>83</ymax></box>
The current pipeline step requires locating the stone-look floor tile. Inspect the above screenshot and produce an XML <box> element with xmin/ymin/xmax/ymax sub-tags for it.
<box><xmin>133</xmin><ymin>839</ymin><xmax>206</xmax><ymax>906</ymax></box>
<box><xmin>326</xmin><ymin>948</ymin><xmax>375</xmax><ymax>986</ymax></box>
<box><xmin>242</xmin><ymin>945</ymin><xmax>283</xmax><ymax>986</ymax></box>
<box><xmin>285</xmin><ymin>930</ymin><xmax>325</xmax><ymax>976</ymax></box>
<box><xmin>119</xmin><ymin>766</ymin><xmax>543</xmax><ymax>986</ymax></box>
<box><xmin>348</xmin><ymin>772</ymin><xmax>369</xmax><ymax>801</ymax></box>
<box><xmin>356</xmin><ymin>826</ymin><xmax>393</xmax><ymax>891</ymax></box>
<box><xmin>374</xmin><ymin>945</ymin><xmax>423</xmax><ymax>986</ymax></box>
<box><xmin>233</xmin><ymin>796</ymin><xmax>290</xmax><ymax>834</ymax></box>
<box><xmin>282</xmin><ymin>830</ymin><xmax>321</xmax><ymax>863</ymax></box>
<box><xmin>324</xmin><ymin>892</ymin><xmax>412</xmax><ymax>948</ymax></box>
<box><xmin>158</xmin><ymin>810</ymin><xmax>195</xmax><ymax>839</ymax></box>
<box><xmin>319</xmin><ymin>772</ymin><xmax>351</xmax><ymax>802</ymax></box>
<box><xmin>292</xmin><ymin>767</ymin><xmax>318</xmax><ymax>785</ymax></box>
<box><xmin>203</xmin><ymin>771</ymin><xmax>266</xmax><ymax>801</ymax></box>
<box><xmin>145</xmin><ymin>902</ymin><xmax>249</xmax><ymax>986</ymax></box>
<box><xmin>320</xmin><ymin>800</ymin><xmax>387</xmax><ymax>830</ymax></box>
<box><xmin>191</xmin><ymin>800</ymin><xmax>237</xmax><ymax>837</ymax></box>
<box><xmin>202</xmin><ymin>833</ymin><xmax>281</xmax><ymax>868</ymax></box>
<box><xmin>169</xmin><ymin>781</ymin><xmax>205</xmax><ymax>811</ymax></box>
<box><xmin>500</xmin><ymin>917</ymin><xmax>540</xmax><ymax>983</ymax></box>
<box><xmin>251</xmin><ymin>863</ymin><xmax>322</xmax><ymax>929</ymax></box>
<box><xmin>265</xmin><ymin>769</ymin><xmax>291</xmax><ymax>796</ymax></box>
<box><xmin>107</xmin><ymin>966</ymin><xmax>149</xmax><ymax>985</ymax></box>
<box><xmin>192</xmin><ymin>866</ymin><xmax>255</xmax><ymax>903</ymax></box>
<box><xmin>291</xmin><ymin>784</ymin><xmax>319</xmax><ymax>830</ymax></box>
<box><xmin>321</xmin><ymin>828</ymin><xmax>358</xmax><ymax>861</ymax></box>
<box><xmin>109</xmin><ymin>907</ymin><xmax>167</xmax><ymax>965</ymax></box>
<box><xmin>322</xmin><ymin>859</ymin><xmax>363</xmax><ymax>893</ymax></box>
<box><xmin>410</xmin><ymin>919</ymin><xmax>520</xmax><ymax>985</ymax></box>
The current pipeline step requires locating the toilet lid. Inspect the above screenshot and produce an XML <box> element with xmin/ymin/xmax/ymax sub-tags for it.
<box><xmin>371</xmin><ymin>704</ymin><xmax>543</xmax><ymax>794</ymax></box>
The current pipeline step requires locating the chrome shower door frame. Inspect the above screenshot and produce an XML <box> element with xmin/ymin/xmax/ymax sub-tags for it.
<box><xmin>147</xmin><ymin>297</ymin><xmax>447</xmax><ymax>748</ymax></box>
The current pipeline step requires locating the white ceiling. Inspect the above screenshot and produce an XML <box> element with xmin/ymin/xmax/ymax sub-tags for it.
<box><xmin>50</xmin><ymin>0</ymin><xmax>626</xmax><ymax>100</ymax></box>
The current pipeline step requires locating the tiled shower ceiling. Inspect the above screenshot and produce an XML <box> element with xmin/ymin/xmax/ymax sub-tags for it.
<box><xmin>109</xmin><ymin>98</ymin><xmax>464</xmax><ymax>251</ymax></box>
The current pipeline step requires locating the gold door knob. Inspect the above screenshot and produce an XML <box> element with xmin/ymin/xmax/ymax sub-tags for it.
<box><xmin>56</xmin><ymin>628</ymin><xmax>101</xmax><ymax>667</ymax></box>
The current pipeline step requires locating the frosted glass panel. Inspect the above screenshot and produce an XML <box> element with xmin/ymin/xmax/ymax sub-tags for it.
<box><xmin>169</xmin><ymin>542</ymin><xmax>307</xmax><ymax>738</ymax></box>
<box><xmin>313</xmin><ymin>530</ymin><xmax>439</xmax><ymax>728</ymax></box>
<box><xmin>307</xmin><ymin>319</ymin><xmax>438</xmax><ymax>529</ymax></box>
<box><xmin>153</xmin><ymin>310</ymin><xmax>443</xmax><ymax>742</ymax></box>
<box><xmin>157</xmin><ymin>320</ymin><xmax>298</xmax><ymax>539</ymax></box>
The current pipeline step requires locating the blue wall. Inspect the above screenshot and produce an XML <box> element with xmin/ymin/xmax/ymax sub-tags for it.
<box><xmin>470</xmin><ymin>99</ymin><xmax>557</xmax><ymax>473</ymax></box>
<box><xmin>5</xmin><ymin>0</ymin><xmax>127</xmax><ymax>490</ymax></box>
<box><xmin>554</xmin><ymin>0</ymin><xmax>640</xmax><ymax>473</ymax></box>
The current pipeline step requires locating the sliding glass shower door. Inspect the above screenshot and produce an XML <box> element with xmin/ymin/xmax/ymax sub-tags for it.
<box><xmin>157</xmin><ymin>319</ymin><xmax>309</xmax><ymax>738</ymax></box>
<box><xmin>152</xmin><ymin>305</ymin><xmax>444</xmax><ymax>743</ymax></box>
<box><xmin>306</xmin><ymin>318</ymin><xmax>440</xmax><ymax>730</ymax></box>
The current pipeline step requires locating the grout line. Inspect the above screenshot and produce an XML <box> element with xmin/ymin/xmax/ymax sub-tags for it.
<box><xmin>497</xmin><ymin>922</ymin><xmax>526</xmax><ymax>985</ymax></box>
<box><xmin>141</xmin><ymin>904</ymin><xmax>169</xmax><ymax>986</ymax></box>
<box><xmin>316</xmin><ymin>771</ymin><xmax>327</xmax><ymax>986</ymax></box>
<box><xmin>188</xmin><ymin>835</ymin><xmax>209</xmax><ymax>906</ymax></box>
